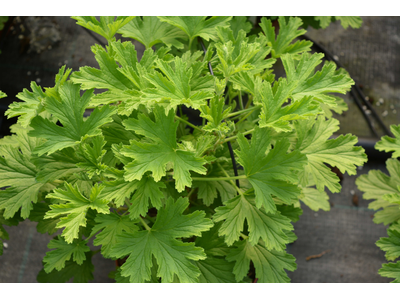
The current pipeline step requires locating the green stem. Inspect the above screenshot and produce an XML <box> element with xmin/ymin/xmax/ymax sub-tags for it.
<box><xmin>187</xmin><ymin>187</ymin><xmax>197</xmax><ymax>199</ymax></box>
<box><xmin>139</xmin><ymin>217</ymin><xmax>151</xmax><ymax>231</ymax></box>
<box><xmin>217</xmin><ymin>162</ymin><xmax>243</xmax><ymax>196</ymax></box>
<box><xmin>245</xmin><ymin>95</ymin><xmax>253</xmax><ymax>109</ymax></box>
<box><xmin>191</xmin><ymin>175</ymin><xmax>246</xmax><ymax>182</ymax></box>
<box><xmin>238</xmin><ymin>91</ymin><xmax>244</xmax><ymax>110</ymax></box>
<box><xmin>236</xmin><ymin>110</ymin><xmax>256</xmax><ymax>127</ymax></box>
<box><xmin>224</xmin><ymin>129</ymin><xmax>255</xmax><ymax>143</ymax></box>
<box><xmin>240</xmin><ymin>233</ymin><xmax>248</xmax><ymax>240</ymax></box>
<box><xmin>188</xmin><ymin>38</ymin><xmax>194</xmax><ymax>52</ymax></box>
<box><xmin>175</xmin><ymin>115</ymin><xmax>204</xmax><ymax>133</ymax></box>
<box><xmin>52</xmin><ymin>179</ymin><xmax>63</xmax><ymax>185</ymax></box>
<box><xmin>227</xmin><ymin>106</ymin><xmax>259</xmax><ymax>119</ymax></box>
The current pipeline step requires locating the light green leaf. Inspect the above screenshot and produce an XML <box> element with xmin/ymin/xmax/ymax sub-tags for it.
<box><xmin>259</xmin><ymin>16</ymin><xmax>312</xmax><ymax>58</ymax></box>
<box><xmin>226</xmin><ymin>239</ymin><xmax>296</xmax><ymax>283</ymax></box>
<box><xmin>377</xmin><ymin>229</ymin><xmax>400</xmax><ymax>261</ymax></box>
<box><xmin>43</xmin><ymin>236</ymin><xmax>90</xmax><ymax>272</ymax></box>
<box><xmin>200</xmin><ymin>96</ymin><xmax>233</xmax><ymax>134</ymax></box>
<box><xmin>121</xmin><ymin>105</ymin><xmax>207</xmax><ymax>192</ymax></box>
<box><xmin>109</xmin><ymin>197</ymin><xmax>213</xmax><ymax>283</ymax></box>
<box><xmin>29</xmin><ymin>82</ymin><xmax>117</xmax><ymax>156</ymax></box>
<box><xmin>235</xmin><ymin>126</ymin><xmax>307</xmax><ymax>213</ymax></box>
<box><xmin>71</xmin><ymin>16</ymin><xmax>135</xmax><ymax>41</ymax></box>
<box><xmin>76</xmin><ymin>135</ymin><xmax>108</xmax><ymax>178</ymax></box>
<box><xmin>195</xmin><ymin>222</ymin><xmax>231</xmax><ymax>257</ymax></box>
<box><xmin>214</xmin><ymin>192</ymin><xmax>293</xmax><ymax>249</ymax></box>
<box><xmin>118</xmin><ymin>16</ymin><xmax>187</xmax><ymax>49</ymax></box>
<box><xmin>45</xmin><ymin>183</ymin><xmax>110</xmax><ymax>243</ymax></box>
<box><xmin>379</xmin><ymin>262</ymin><xmax>400</xmax><ymax>283</ymax></box>
<box><xmin>158</xmin><ymin>16</ymin><xmax>232</xmax><ymax>44</ymax></box>
<box><xmin>91</xmin><ymin>212</ymin><xmax>139</xmax><ymax>258</ymax></box>
<box><xmin>376</xmin><ymin>125</ymin><xmax>400</xmax><ymax>158</ymax></box>
<box><xmin>299</xmin><ymin>187</ymin><xmax>330</xmax><ymax>211</ymax></box>
<box><xmin>335</xmin><ymin>16</ymin><xmax>363</xmax><ymax>29</ymax></box>
<box><xmin>194</xmin><ymin>257</ymin><xmax>236</xmax><ymax>283</ymax></box>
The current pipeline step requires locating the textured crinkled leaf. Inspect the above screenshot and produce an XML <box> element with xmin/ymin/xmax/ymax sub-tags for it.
<box><xmin>282</xmin><ymin>53</ymin><xmax>354</xmax><ymax>108</ymax></box>
<box><xmin>158</xmin><ymin>16</ymin><xmax>232</xmax><ymax>42</ymax></box>
<box><xmin>356</xmin><ymin>159</ymin><xmax>400</xmax><ymax>202</ymax></box>
<box><xmin>194</xmin><ymin>257</ymin><xmax>236</xmax><ymax>283</ymax></box>
<box><xmin>29</xmin><ymin>82</ymin><xmax>117</xmax><ymax>156</ymax></box>
<box><xmin>299</xmin><ymin>187</ymin><xmax>330</xmax><ymax>211</ymax></box>
<box><xmin>45</xmin><ymin>183</ymin><xmax>110</xmax><ymax>243</ymax></box>
<box><xmin>335</xmin><ymin>16</ymin><xmax>363</xmax><ymax>29</ymax></box>
<box><xmin>379</xmin><ymin>262</ymin><xmax>400</xmax><ymax>283</ymax></box>
<box><xmin>141</xmin><ymin>57</ymin><xmax>214</xmax><ymax>111</ymax></box>
<box><xmin>375</xmin><ymin>125</ymin><xmax>400</xmax><ymax>158</ymax></box>
<box><xmin>110</xmin><ymin>197</ymin><xmax>213</xmax><ymax>282</ymax></box>
<box><xmin>377</xmin><ymin>229</ymin><xmax>400</xmax><ymax>261</ymax></box>
<box><xmin>296</xmin><ymin>117</ymin><xmax>367</xmax><ymax>192</ymax></box>
<box><xmin>235</xmin><ymin>126</ymin><xmax>307</xmax><ymax>213</ymax></box>
<box><xmin>226</xmin><ymin>240</ymin><xmax>296</xmax><ymax>283</ymax></box>
<box><xmin>214</xmin><ymin>193</ymin><xmax>293</xmax><ymax>249</ymax></box>
<box><xmin>43</xmin><ymin>236</ymin><xmax>90</xmax><ymax>272</ymax></box>
<box><xmin>76</xmin><ymin>135</ymin><xmax>108</xmax><ymax>178</ymax></box>
<box><xmin>260</xmin><ymin>16</ymin><xmax>312</xmax><ymax>58</ymax></box>
<box><xmin>121</xmin><ymin>105</ymin><xmax>206</xmax><ymax>192</ymax></box>
<box><xmin>37</xmin><ymin>251</ymin><xmax>94</xmax><ymax>283</ymax></box>
<box><xmin>229</xmin><ymin>16</ymin><xmax>252</xmax><ymax>38</ymax></box>
<box><xmin>200</xmin><ymin>96</ymin><xmax>233</xmax><ymax>134</ymax></box>
<box><xmin>118</xmin><ymin>16</ymin><xmax>187</xmax><ymax>49</ymax></box>
<box><xmin>91</xmin><ymin>213</ymin><xmax>139</xmax><ymax>258</ymax></box>
<box><xmin>373</xmin><ymin>206</ymin><xmax>400</xmax><ymax>226</ymax></box>
<box><xmin>71</xmin><ymin>16</ymin><xmax>135</xmax><ymax>41</ymax></box>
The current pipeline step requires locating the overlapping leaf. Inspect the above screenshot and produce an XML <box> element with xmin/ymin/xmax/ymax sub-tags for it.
<box><xmin>375</xmin><ymin>124</ymin><xmax>400</xmax><ymax>158</ymax></box>
<box><xmin>214</xmin><ymin>192</ymin><xmax>293</xmax><ymax>249</ymax></box>
<box><xmin>121</xmin><ymin>105</ymin><xmax>207</xmax><ymax>192</ymax></box>
<box><xmin>72</xmin><ymin>16</ymin><xmax>135</xmax><ymax>41</ymax></box>
<box><xmin>118</xmin><ymin>16</ymin><xmax>187</xmax><ymax>49</ymax></box>
<box><xmin>379</xmin><ymin>262</ymin><xmax>400</xmax><ymax>283</ymax></box>
<box><xmin>28</xmin><ymin>82</ymin><xmax>116</xmax><ymax>156</ymax></box>
<box><xmin>45</xmin><ymin>183</ymin><xmax>110</xmax><ymax>243</ymax></box>
<box><xmin>235</xmin><ymin>126</ymin><xmax>307</xmax><ymax>213</ymax></box>
<box><xmin>109</xmin><ymin>197</ymin><xmax>213</xmax><ymax>283</ymax></box>
<box><xmin>226</xmin><ymin>239</ymin><xmax>296</xmax><ymax>283</ymax></box>
<box><xmin>377</xmin><ymin>226</ymin><xmax>400</xmax><ymax>261</ymax></box>
<box><xmin>295</xmin><ymin>116</ymin><xmax>367</xmax><ymax>192</ymax></box>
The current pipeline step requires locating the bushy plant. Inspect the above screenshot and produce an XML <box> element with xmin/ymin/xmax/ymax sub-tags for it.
<box><xmin>0</xmin><ymin>16</ymin><xmax>367</xmax><ymax>283</ymax></box>
<box><xmin>356</xmin><ymin>125</ymin><xmax>400</xmax><ymax>282</ymax></box>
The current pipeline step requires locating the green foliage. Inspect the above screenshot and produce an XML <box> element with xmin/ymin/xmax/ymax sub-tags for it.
<box><xmin>1</xmin><ymin>16</ymin><xmax>365</xmax><ymax>283</ymax></box>
<box><xmin>356</xmin><ymin>125</ymin><xmax>400</xmax><ymax>282</ymax></box>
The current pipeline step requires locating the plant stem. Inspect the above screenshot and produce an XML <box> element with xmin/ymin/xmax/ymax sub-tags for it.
<box><xmin>238</xmin><ymin>91</ymin><xmax>244</xmax><ymax>110</ymax></box>
<box><xmin>217</xmin><ymin>162</ymin><xmax>243</xmax><ymax>195</ymax></box>
<box><xmin>191</xmin><ymin>175</ymin><xmax>246</xmax><ymax>182</ymax></box>
<box><xmin>174</xmin><ymin>115</ymin><xmax>204</xmax><ymax>133</ymax></box>
<box><xmin>186</xmin><ymin>187</ymin><xmax>196</xmax><ymax>199</ymax></box>
<box><xmin>224</xmin><ymin>128</ymin><xmax>255</xmax><ymax>143</ymax></box>
<box><xmin>236</xmin><ymin>110</ymin><xmax>256</xmax><ymax>127</ymax></box>
<box><xmin>139</xmin><ymin>217</ymin><xmax>151</xmax><ymax>231</ymax></box>
<box><xmin>240</xmin><ymin>233</ymin><xmax>249</xmax><ymax>240</ymax></box>
<box><xmin>227</xmin><ymin>106</ymin><xmax>259</xmax><ymax>119</ymax></box>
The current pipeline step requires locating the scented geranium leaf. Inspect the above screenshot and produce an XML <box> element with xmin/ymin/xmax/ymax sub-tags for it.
<box><xmin>37</xmin><ymin>251</ymin><xmax>94</xmax><ymax>283</ymax></box>
<box><xmin>276</xmin><ymin>204</ymin><xmax>303</xmax><ymax>223</ymax></box>
<box><xmin>141</xmin><ymin>57</ymin><xmax>214</xmax><ymax>111</ymax></box>
<box><xmin>255</xmin><ymin>78</ymin><xmax>322</xmax><ymax>132</ymax></box>
<box><xmin>214</xmin><ymin>193</ymin><xmax>293</xmax><ymax>250</ymax></box>
<box><xmin>282</xmin><ymin>53</ymin><xmax>354</xmax><ymax>108</ymax></box>
<box><xmin>295</xmin><ymin>117</ymin><xmax>367</xmax><ymax>192</ymax></box>
<box><xmin>379</xmin><ymin>262</ymin><xmax>400</xmax><ymax>283</ymax></box>
<box><xmin>101</xmin><ymin>170</ymin><xmax>139</xmax><ymax>207</ymax></box>
<box><xmin>260</xmin><ymin>16</ymin><xmax>312</xmax><ymax>58</ymax></box>
<box><xmin>110</xmin><ymin>197</ymin><xmax>213</xmax><ymax>283</ymax></box>
<box><xmin>335</xmin><ymin>17</ymin><xmax>363</xmax><ymax>29</ymax></box>
<box><xmin>118</xmin><ymin>16</ymin><xmax>187</xmax><ymax>49</ymax></box>
<box><xmin>194</xmin><ymin>257</ymin><xmax>236</xmax><ymax>283</ymax></box>
<box><xmin>192</xmin><ymin>165</ymin><xmax>237</xmax><ymax>206</ymax></box>
<box><xmin>128</xmin><ymin>175</ymin><xmax>165</xmax><ymax>220</ymax></box>
<box><xmin>43</xmin><ymin>236</ymin><xmax>90</xmax><ymax>272</ymax></box>
<box><xmin>29</xmin><ymin>82</ymin><xmax>116</xmax><ymax>156</ymax></box>
<box><xmin>71</xmin><ymin>16</ymin><xmax>135</xmax><ymax>41</ymax></box>
<box><xmin>235</xmin><ymin>126</ymin><xmax>307</xmax><ymax>213</ymax></box>
<box><xmin>101</xmin><ymin>114</ymin><xmax>138</xmax><ymax>146</ymax></box>
<box><xmin>376</xmin><ymin>125</ymin><xmax>400</xmax><ymax>158</ymax></box>
<box><xmin>71</xmin><ymin>45</ymin><xmax>135</xmax><ymax>91</ymax></box>
<box><xmin>356</xmin><ymin>159</ymin><xmax>400</xmax><ymax>203</ymax></box>
<box><xmin>200</xmin><ymin>96</ymin><xmax>233</xmax><ymax>134</ymax></box>
<box><xmin>158</xmin><ymin>16</ymin><xmax>232</xmax><ymax>44</ymax></box>
<box><xmin>91</xmin><ymin>212</ymin><xmax>139</xmax><ymax>258</ymax></box>
<box><xmin>76</xmin><ymin>135</ymin><xmax>108</xmax><ymax>178</ymax></box>
<box><xmin>374</xmin><ymin>206</ymin><xmax>400</xmax><ymax>226</ymax></box>
<box><xmin>45</xmin><ymin>183</ymin><xmax>110</xmax><ymax>243</ymax></box>
<box><xmin>377</xmin><ymin>229</ymin><xmax>400</xmax><ymax>261</ymax></box>
<box><xmin>5</xmin><ymin>81</ymin><xmax>46</xmax><ymax>128</ymax></box>
<box><xmin>0</xmin><ymin>130</ymin><xmax>46</xmax><ymax>219</ymax></box>
<box><xmin>0</xmin><ymin>90</ymin><xmax>6</xmax><ymax>98</ymax></box>
<box><xmin>299</xmin><ymin>187</ymin><xmax>330</xmax><ymax>211</ymax></box>
<box><xmin>121</xmin><ymin>105</ymin><xmax>207</xmax><ymax>192</ymax></box>
<box><xmin>229</xmin><ymin>16</ymin><xmax>252</xmax><ymax>38</ymax></box>
<box><xmin>226</xmin><ymin>239</ymin><xmax>296</xmax><ymax>283</ymax></box>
